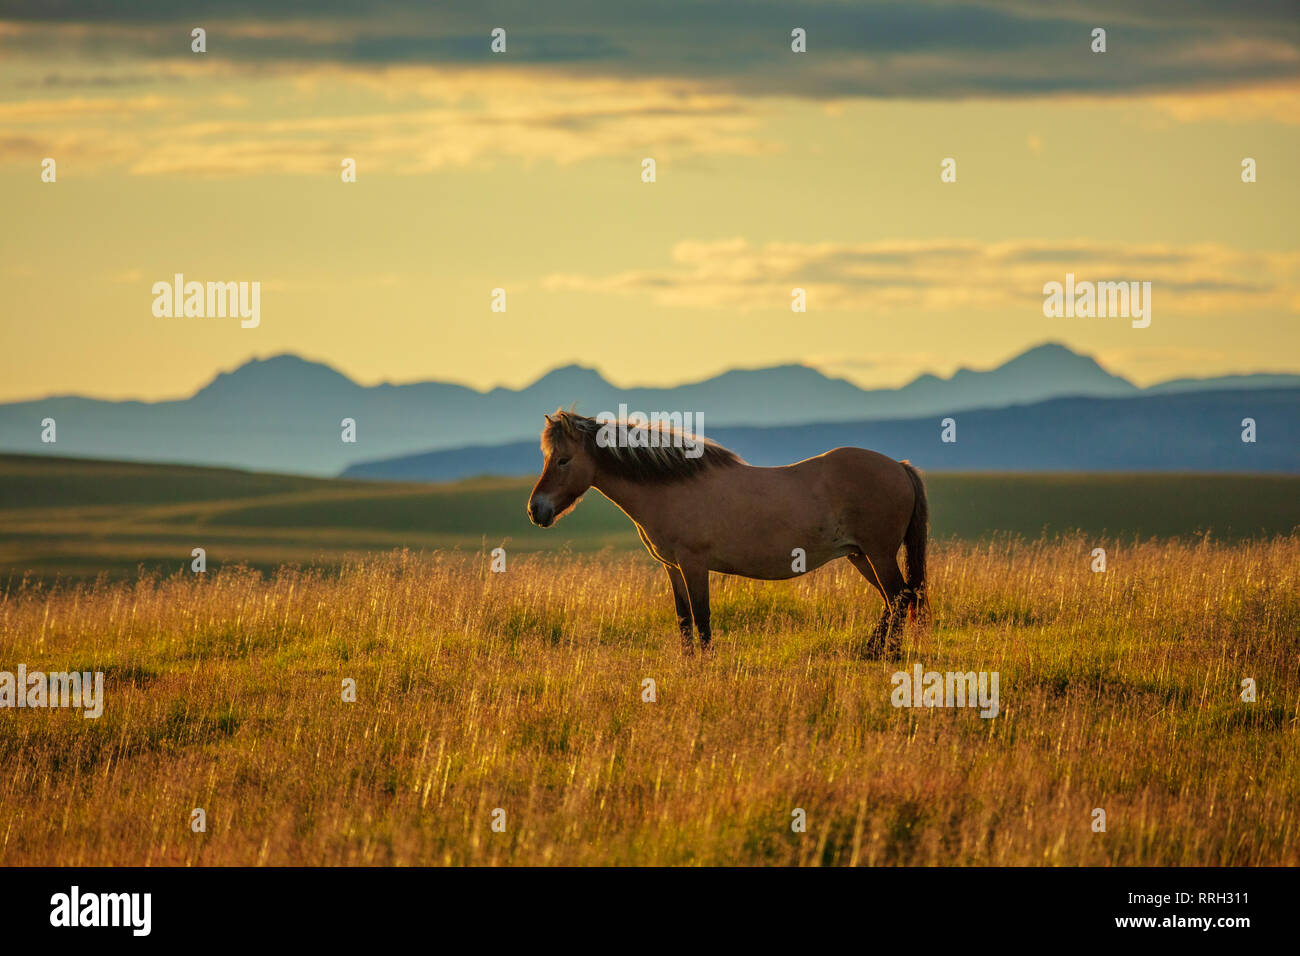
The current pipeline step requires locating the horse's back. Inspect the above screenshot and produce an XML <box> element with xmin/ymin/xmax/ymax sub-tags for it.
<box><xmin>791</xmin><ymin>446</ymin><xmax>915</xmax><ymax>526</ymax></box>
<box><xmin>792</xmin><ymin>445</ymin><xmax>911</xmax><ymax>484</ymax></box>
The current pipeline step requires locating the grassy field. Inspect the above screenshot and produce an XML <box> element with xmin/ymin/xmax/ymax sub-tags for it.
<box><xmin>2</xmin><ymin>453</ymin><xmax>1299</xmax><ymax>582</ymax></box>
<box><xmin>2</xmin><ymin>453</ymin><xmax>1296</xmax><ymax>865</ymax></box>
<box><xmin>0</xmin><ymin>537</ymin><xmax>1296</xmax><ymax>865</ymax></box>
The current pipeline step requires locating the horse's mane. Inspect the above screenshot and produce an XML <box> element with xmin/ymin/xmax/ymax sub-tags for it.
<box><xmin>542</xmin><ymin>410</ymin><xmax>744</xmax><ymax>484</ymax></box>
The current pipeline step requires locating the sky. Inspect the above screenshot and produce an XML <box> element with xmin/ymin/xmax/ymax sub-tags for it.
<box><xmin>1</xmin><ymin>0</ymin><xmax>1298</xmax><ymax>401</ymax></box>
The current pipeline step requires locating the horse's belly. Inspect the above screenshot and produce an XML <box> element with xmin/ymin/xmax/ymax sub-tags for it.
<box><xmin>711</xmin><ymin>541</ymin><xmax>854</xmax><ymax>579</ymax></box>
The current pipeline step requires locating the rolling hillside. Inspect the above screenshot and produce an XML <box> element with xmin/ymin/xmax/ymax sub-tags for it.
<box><xmin>2</xmin><ymin>454</ymin><xmax>1297</xmax><ymax>582</ymax></box>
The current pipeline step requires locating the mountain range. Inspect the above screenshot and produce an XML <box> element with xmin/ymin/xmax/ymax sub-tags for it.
<box><xmin>2</xmin><ymin>343</ymin><xmax>1296</xmax><ymax>477</ymax></box>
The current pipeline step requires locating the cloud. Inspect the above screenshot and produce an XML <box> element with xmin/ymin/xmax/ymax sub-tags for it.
<box><xmin>2</xmin><ymin>3</ymin><xmax>1295</xmax><ymax>178</ymax></box>
<box><xmin>0</xmin><ymin>93</ymin><xmax>177</xmax><ymax>118</ymax></box>
<box><xmin>542</xmin><ymin>238</ymin><xmax>1300</xmax><ymax>315</ymax></box>
<box><xmin>1140</xmin><ymin>81</ymin><xmax>1300</xmax><ymax>124</ymax></box>
<box><xmin>0</xmin><ymin>69</ymin><xmax>773</xmax><ymax>174</ymax></box>
<box><xmin>3</xmin><ymin>2</ymin><xmax>1296</xmax><ymax>178</ymax></box>
<box><xmin>1</xmin><ymin>1</ymin><xmax>1296</xmax><ymax>101</ymax></box>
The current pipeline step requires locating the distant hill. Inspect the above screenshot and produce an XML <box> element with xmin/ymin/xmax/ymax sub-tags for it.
<box><xmin>342</xmin><ymin>388</ymin><xmax>1300</xmax><ymax>479</ymax></box>
<box><xmin>4</xmin><ymin>453</ymin><xmax>1298</xmax><ymax>581</ymax></box>
<box><xmin>2</xmin><ymin>344</ymin><xmax>1297</xmax><ymax>476</ymax></box>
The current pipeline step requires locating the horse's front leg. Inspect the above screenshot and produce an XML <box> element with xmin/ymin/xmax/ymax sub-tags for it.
<box><xmin>679</xmin><ymin>560</ymin><xmax>712</xmax><ymax>652</ymax></box>
<box><xmin>665</xmin><ymin>565</ymin><xmax>695</xmax><ymax>654</ymax></box>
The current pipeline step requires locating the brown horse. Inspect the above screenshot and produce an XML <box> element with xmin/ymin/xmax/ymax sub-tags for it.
<box><xmin>526</xmin><ymin>410</ymin><xmax>928</xmax><ymax>657</ymax></box>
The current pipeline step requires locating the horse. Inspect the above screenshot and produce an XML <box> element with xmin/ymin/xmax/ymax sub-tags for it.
<box><xmin>526</xmin><ymin>410</ymin><xmax>928</xmax><ymax>657</ymax></box>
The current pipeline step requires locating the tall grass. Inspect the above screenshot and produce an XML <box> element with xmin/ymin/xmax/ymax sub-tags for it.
<box><xmin>1</xmin><ymin>535</ymin><xmax>1296</xmax><ymax>865</ymax></box>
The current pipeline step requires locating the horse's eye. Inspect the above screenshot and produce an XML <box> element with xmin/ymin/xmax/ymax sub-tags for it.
<box><xmin>557</xmin><ymin>457</ymin><xmax>571</xmax><ymax>467</ymax></box>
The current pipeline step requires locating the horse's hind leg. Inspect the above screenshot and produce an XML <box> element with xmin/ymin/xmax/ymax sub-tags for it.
<box><xmin>847</xmin><ymin>551</ymin><xmax>908</xmax><ymax>658</ymax></box>
<box><xmin>665</xmin><ymin>565</ymin><xmax>695</xmax><ymax>654</ymax></box>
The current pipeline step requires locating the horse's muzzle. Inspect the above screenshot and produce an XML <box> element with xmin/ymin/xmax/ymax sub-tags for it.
<box><xmin>528</xmin><ymin>498</ymin><xmax>555</xmax><ymax>528</ymax></box>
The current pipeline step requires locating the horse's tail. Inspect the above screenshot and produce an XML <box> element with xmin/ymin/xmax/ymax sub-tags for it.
<box><xmin>900</xmin><ymin>460</ymin><xmax>929</xmax><ymax>625</ymax></box>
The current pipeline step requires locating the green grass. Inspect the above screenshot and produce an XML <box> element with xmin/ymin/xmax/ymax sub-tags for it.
<box><xmin>1</xmin><ymin>453</ymin><xmax>1297</xmax><ymax>582</ymax></box>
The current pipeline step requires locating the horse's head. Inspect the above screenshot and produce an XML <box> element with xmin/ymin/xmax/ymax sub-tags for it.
<box><xmin>528</xmin><ymin>411</ymin><xmax>597</xmax><ymax>528</ymax></box>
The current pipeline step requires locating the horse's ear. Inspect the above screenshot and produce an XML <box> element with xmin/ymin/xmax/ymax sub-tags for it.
<box><xmin>543</xmin><ymin>413</ymin><xmax>553</xmax><ymax>424</ymax></box>
<box><xmin>556</xmin><ymin>410</ymin><xmax>578</xmax><ymax>438</ymax></box>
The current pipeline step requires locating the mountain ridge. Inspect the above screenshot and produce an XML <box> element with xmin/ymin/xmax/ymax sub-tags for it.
<box><xmin>343</xmin><ymin>387</ymin><xmax>1300</xmax><ymax>480</ymax></box>
<box><xmin>3</xmin><ymin>343</ymin><xmax>1297</xmax><ymax>476</ymax></box>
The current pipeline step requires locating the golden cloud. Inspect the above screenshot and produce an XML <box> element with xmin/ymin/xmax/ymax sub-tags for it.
<box><xmin>543</xmin><ymin>238</ymin><xmax>1300</xmax><ymax>314</ymax></box>
<box><xmin>0</xmin><ymin>65</ymin><xmax>775</xmax><ymax>175</ymax></box>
